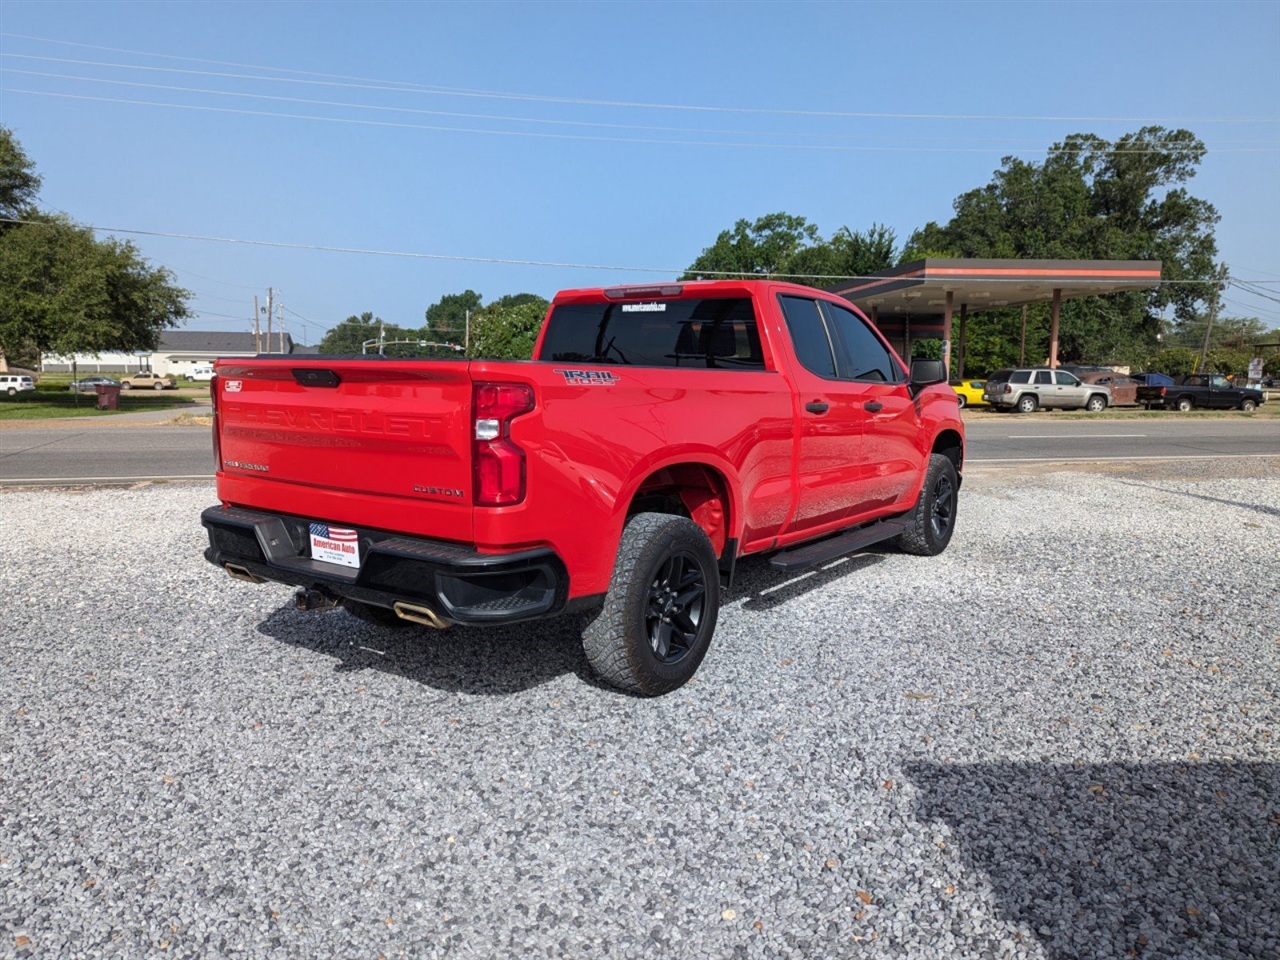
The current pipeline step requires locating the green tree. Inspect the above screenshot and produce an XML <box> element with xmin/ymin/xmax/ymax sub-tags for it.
<box><xmin>318</xmin><ymin>312</ymin><xmax>416</xmax><ymax>355</ymax></box>
<box><xmin>904</xmin><ymin>127</ymin><xmax>1220</xmax><ymax>369</ymax></box>
<box><xmin>682</xmin><ymin>213</ymin><xmax>896</xmax><ymax>284</ymax></box>
<box><xmin>485</xmin><ymin>292</ymin><xmax>547</xmax><ymax>313</ymax></box>
<box><xmin>0</xmin><ymin>214</ymin><xmax>189</xmax><ymax>363</ymax></box>
<box><xmin>1151</xmin><ymin>346</ymin><xmax>1199</xmax><ymax>377</ymax></box>
<box><xmin>0</xmin><ymin>126</ymin><xmax>40</xmax><ymax>224</ymax></box>
<box><xmin>469</xmin><ymin>300</ymin><xmax>546</xmax><ymax>359</ymax></box>
<box><xmin>425</xmin><ymin>290</ymin><xmax>483</xmax><ymax>337</ymax></box>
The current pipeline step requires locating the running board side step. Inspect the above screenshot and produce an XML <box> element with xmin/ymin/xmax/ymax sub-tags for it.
<box><xmin>769</xmin><ymin>518</ymin><xmax>911</xmax><ymax>573</ymax></box>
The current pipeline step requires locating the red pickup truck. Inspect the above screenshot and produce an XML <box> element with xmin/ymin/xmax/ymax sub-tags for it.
<box><xmin>202</xmin><ymin>280</ymin><xmax>964</xmax><ymax>695</ymax></box>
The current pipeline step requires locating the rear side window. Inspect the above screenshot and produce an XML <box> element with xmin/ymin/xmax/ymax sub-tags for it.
<box><xmin>1009</xmin><ymin>370</ymin><xmax>1032</xmax><ymax>384</ymax></box>
<box><xmin>539</xmin><ymin>298</ymin><xmax>764</xmax><ymax>369</ymax></box>
<box><xmin>778</xmin><ymin>296</ymin><xmax>837</xmax><ymax>379</ymax></box>
<box><xmin>819</xmin><ymin>301</ymin><xmax>903</xmax><ymax>383</ymax></box>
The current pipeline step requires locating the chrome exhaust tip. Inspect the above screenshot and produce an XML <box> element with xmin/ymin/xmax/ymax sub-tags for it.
<box><xmin>225</xmin><ymin>562</ymin><xmax>265</xmax><ymax>584</ymax></box>
<box><xmin>393</xmin><ymin>601</ymin><xmax>451</xmax><ymax>629</ymax></box>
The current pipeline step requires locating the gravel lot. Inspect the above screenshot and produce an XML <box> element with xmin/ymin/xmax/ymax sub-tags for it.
<box><xmin>2</xmin><ymin>460</ymin><xmax>1278</xmax><ymax>959</ymax></box>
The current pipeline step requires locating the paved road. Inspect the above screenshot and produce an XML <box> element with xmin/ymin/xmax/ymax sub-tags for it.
<box><xmin>0</xmin><ymin>415</ymin><xmax>1277</xmax><ymax>484</ymax></box>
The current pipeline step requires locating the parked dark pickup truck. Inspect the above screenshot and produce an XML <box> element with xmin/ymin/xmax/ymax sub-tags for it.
<box><xmin>1137</xmin><ymin>374</ymin><xmax>1265</xmax><ymax>412</ymax></box>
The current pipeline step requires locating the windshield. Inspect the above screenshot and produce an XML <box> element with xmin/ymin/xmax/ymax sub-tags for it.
<box><xmin>540</xmin><ymin>298</ymin><xmax>765</xmax><ymax>369</ymax></box>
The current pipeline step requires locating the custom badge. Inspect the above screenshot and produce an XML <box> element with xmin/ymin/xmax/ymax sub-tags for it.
<box><xmin>554</xmin><ymin>369</ymin><xmax>620</xmax><ymax>386</ymax></box>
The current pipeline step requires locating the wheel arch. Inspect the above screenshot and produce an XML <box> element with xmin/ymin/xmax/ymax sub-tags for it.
<box><xmin>931</xmin><ymin>428</ymin><xmax>964</xmax><ymax>476</ymax></box>
<box><xmin>620</xmin><ymin>457</ymin><xmax>738</xmax><ymax>559</ymax></box>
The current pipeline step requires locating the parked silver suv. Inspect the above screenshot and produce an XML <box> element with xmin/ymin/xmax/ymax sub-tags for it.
<box><xmin>983</xmin><ymin>367</ymin><xmax>1111</xmax><ymax>413</ymax></box>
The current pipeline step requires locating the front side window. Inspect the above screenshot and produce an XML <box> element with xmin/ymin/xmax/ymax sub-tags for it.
<box><xmin>1054</xmin><ymin>372</ymin><xmax>1078</xmax><ymax>385</ymax></box>
<box><xmin>819</xmin><ymin>301</ymin><xmax>903</xmax><ymax>383</ymax></box>
<box><xmin>539</xmin><ymin>297</ymin><xmax>764</xmax><ymax>369</ymax></box>
<box><xmin>778</xmin><ymin>296</ymin><xmax>837</xmax><ymax>379</ymax></box>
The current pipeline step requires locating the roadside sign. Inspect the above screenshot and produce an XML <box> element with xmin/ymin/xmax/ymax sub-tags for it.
<box><xmin>1248</xmin><ymin>357</ymin><xmax>1264</xmax><ymax>380</ymax></box>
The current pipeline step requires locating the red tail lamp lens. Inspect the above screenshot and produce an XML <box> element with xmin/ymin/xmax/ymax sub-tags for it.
<box><xmin>473</xmin><ymin>382</ymin><xmax>535</xmax><ymax>506</ymax></box>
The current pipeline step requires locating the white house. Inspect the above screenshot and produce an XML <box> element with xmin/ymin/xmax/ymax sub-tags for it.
<box><xmin>42</xmin><ymin>331</ymin><xmax>318</xmax><ymax>376</ymax></box>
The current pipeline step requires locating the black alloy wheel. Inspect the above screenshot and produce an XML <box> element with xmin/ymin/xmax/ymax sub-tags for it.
<box><xmin>644</xmin><ymin>550</ymin><xmax>708</xmax><ymax>664</ymax></box>
<box><xmin>929</xmin><ymin>470</ymin><xmax>956</xmax><ymax>542</ymax></box>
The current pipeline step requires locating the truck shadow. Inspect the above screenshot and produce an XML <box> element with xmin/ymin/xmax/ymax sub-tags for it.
<box><xmin>904</xmin><ymin>760</ymin><xmax>1280</xmax><ymax>960</ymax></box>
<box><xmin>732</xmin><ymin>551</ymin><xmax>886</xmax><ymax>612</ymax></box>
<box><xmin>255</xmin><ymin>604</ymin><xmax>602</xmax><ymax>696</ymax></box>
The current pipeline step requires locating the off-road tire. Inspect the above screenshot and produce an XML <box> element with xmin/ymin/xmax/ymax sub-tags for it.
<box><xmin>893</xmin><ymin>454</ymin><xmax>959</xmax><ymax>557</ymax></box>
<box><xmin>1016</xmin><ymin>394</ymin><xmax>1038</xmax><ymax>414</ymax></box>
<box><xmin>583</xmin><ymin>513</ymin><xmax>720</xmax><ymax>696</ymax></box>
<box><xmin>1175</xmin><ymin>397</ymin><xmax>1193</xmax><ymax>412</ymax></box>
<box><xmin>342</xmin><ymin>598</ymin><xmax>412</xmax><ymax>628</ymax></box>
<box><xmin>1240</xmin><ymin>399</ymin><xmax>1257</xmax><ymax>412</ymax></box>
<box><xmin>1085</xmin><ymin>394</ymin><xmax>1108</xmax><ymax>413</ymax></box>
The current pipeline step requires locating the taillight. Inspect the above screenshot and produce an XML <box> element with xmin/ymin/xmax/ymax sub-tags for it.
<box><xmin>210</xmin><ymin>373</ymin><xmax>222</xmax><ymax>471</ymax></box>
<box><xmin>473</xmin><ymin>381</ymin><xmax>535</xmax><ymax>506</ymax></box>
<box><xmin>1159</xmin><ymin>387</ymin><xmax>1167</xmax><ymax>396</ymax></box>
<box><xmin>1003</xmin><ymin>384</ymin><xmax>1012</xmax><ymax>394</ymax></box>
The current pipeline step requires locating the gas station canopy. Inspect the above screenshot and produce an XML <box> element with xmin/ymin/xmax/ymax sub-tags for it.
<box><xmin>826</xmin><ymin>258</ymin><xmax>1163</xmax><ymax>374</ymax></box>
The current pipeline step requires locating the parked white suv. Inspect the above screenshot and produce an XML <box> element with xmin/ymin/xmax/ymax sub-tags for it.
<box><xmin>983</xmin><ymin>367</ymin><xmax>1111</xmax><ymax>413</ymax></box>
<box><xmin>0</xmin><ymin>374</ymin><xmax>35</xmax><ymax>396</ymax></box>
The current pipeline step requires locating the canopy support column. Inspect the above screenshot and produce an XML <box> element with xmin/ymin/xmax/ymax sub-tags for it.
<box><xmin>942</xmin><ymin>291</ymin><xmax>954</xmax><ymax>375</ymax></box>
<box><xmin>957</xmin><ymin>302</ymin><xmax>968</xmax><ymax>379</ymax></box>
<box><xmin>1048</xmin><ymin>288</ymin><xmax>1062</xmax><ymax>368</ymax></box>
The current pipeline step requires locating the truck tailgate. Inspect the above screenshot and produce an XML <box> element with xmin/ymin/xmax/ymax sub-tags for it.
<box><xmin>214</xmin><ymin>358</ymin><xmax>474</xmax><ymax>541</ymax></box>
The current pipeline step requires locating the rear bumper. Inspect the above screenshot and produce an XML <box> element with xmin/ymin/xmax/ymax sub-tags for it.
<box><xmin>201</xmin><ymin>504</ymin><xmax>571</xmax><ymax>625</ymax></box>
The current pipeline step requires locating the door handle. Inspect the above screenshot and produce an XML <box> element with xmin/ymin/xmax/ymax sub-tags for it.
<box><xmin>805</xmin><ymin>401</ymin><xmax>829</xmax><ymax>414</ymax></box>
<box><xmin>863</xmin><ymin>401</ymin><xmax>883</xmax><ymax>412</ymax></box>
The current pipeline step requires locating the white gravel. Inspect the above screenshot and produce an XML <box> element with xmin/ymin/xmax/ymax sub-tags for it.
<box><xmin>2</xmin><ymin>461</ymin><xmax>1277</xmax><ymax>960</ymax></box>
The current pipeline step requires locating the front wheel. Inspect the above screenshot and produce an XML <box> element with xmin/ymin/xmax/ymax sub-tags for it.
<box><xmin>1175</xmin><ymin>397</ymin><xmax>1193</xmax><ymax>412</ymax></box>
<box><xmin>153</xmin><ymin>382</ymin><xmax>165</xmax><ymax>391</ymax></box>
<box><xmin>1085</xmin><ymin>394</ymin><xmax>1108</xmax><ymax>413</ymax></box>
<box><xmin>583</xmin><ymin>513</ymin><xmax>720</xmax><ymax>696</ymax></box>
<box><xmin>1016</xmin><ymin>394</ymin><xmax>1038</xmax><ymax>414</ymax></box>
<box><xmin>1240</xmin><ymin>399</ymin><xmax>1257</xmax><ymax>412</ymax></box>
<box><xmin>894</xmin><ymin>454</ymin><xmax>960</xmax><ymax>557</ymax></box>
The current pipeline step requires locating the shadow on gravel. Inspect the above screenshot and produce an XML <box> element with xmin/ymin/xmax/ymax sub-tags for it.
<box><xmin>905</xmin><ymin>761</ymin><xmax>1280</xmax><ymax>960</ymax></box>
<box><xmin>255</xmin><ymin>604</ymin><xmax>602</xmax><ymax>695</ymax></box>
<box><xmin>733</xmin><ymin>551</ymin><xmax>886</xmax><ymax>612</ymax></box>
<box><xmin>1115</xmin><ymin>480</ymin><xmax>1280</xmax><ymax>521</ymax></box>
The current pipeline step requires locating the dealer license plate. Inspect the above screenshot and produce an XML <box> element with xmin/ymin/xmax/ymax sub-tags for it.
<box><xmin>309</xmin><ymin>522</ymin><xmax>361</xmax><ymax>569</ymax></box>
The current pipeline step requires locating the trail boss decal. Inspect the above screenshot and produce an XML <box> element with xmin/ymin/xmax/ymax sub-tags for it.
<box><xmin>555</xmin><ymin>370</ymin><xmax>620</xmax><ymax>386</ymax></box>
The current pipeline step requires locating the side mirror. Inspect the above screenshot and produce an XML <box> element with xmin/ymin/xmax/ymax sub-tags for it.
<box><xmin>910</xmin><ymin>358</ymin><xmax>947</xmax><ymax>386</ymax></box>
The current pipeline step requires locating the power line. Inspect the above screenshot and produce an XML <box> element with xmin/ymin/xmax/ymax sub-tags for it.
<box><xmin>3</xmin><ymin>34</ymin><xmax>1275</xmax><ymax>125</ymax></box>
<box><xmin>11</xmin><ymin>87</ymin><xmax>1277</xmax><ymax>156</ymax></box>
<box><xmin>10</xmin><ymin>65</ymin><xmax>1273</xmax><ymax>148</ymax></box>
<box><xmin>0</xmin><ymin>215</ymin><xmax>1249</xmax><ymax>284</ymax></box>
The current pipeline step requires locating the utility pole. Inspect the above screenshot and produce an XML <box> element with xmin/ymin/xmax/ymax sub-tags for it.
<box><xmin>254</xmin><ymin>295</ymin><xmax>262</xmax><ymax>353</ymax></box>
<box><xmin>464</xmin><ymin>309</ymin><xmax>470</xmax><ymax>354</ymax></box>
<box><xmin>278</xmin><ymin>301</ymin><xmax>285</xmax><ymax>353</ymax></box>
<box><xmin>379</xmin><ymin>318</ymin><xmax>385</xmax><ymax>355</ymax></box>
<box><xmin>265</xmin><ymin>287</ymin><xmax>274</xmax><ymax>354</ymax></box>
<box><xmin>1197</xmin><ymin>263</ymin><xmax>1228</xmax><ymax>374</ymax></box>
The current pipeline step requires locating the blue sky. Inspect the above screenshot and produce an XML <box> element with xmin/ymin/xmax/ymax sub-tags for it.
<box><xmin>2</xmin><ymin>0</ymin><xmax>1277</xmax><ymax>343</ymax></box>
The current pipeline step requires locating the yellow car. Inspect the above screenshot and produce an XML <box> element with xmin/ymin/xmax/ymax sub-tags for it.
<box><xmin>951</xmin><ymin>380</ymin><xmax>989</xmax><ymax>408</ymax></box>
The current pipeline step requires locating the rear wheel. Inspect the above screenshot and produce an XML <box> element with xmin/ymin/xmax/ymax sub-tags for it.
<box><xmin>153</xmin><ymin>382</ymin><xmax>165</xmax><ymax>391</ymax></box>
<box><xmin>1016</xmin><ymin>394</ymin><xmax>1038</xmax><ymax>414</ymax></box>
<box><xmin>583</xmin><ymin>513</ymin><xmax>719</xmax><ymax>696</ymax></box>
<box><xmin>1085</xmin><ymin>394</ymin><xmax>1108</xmax><ymax>413</ymax></box>
<box><xmin>956</xmin><ymin>394</ymin><xmax>967</xmax><ymax>408</ymax></box>
<box><xmin>5</xmin><ymin>387</ymin><xmax>14</xmax><ymax>396</ymax></box>
<box><xmin>120</xmin><ymin>382</ymin><xmax>133</xmax><ymax>390</ymax></box>
<box><xmin>894</xmin><ymin>454</ymin><xmax>959</xmax><ymax>557</ymax></box>
<box><xmin>1240</xmin><ymin>399</ymin><xmax>1257</xmax><ymax>412</ymax></box>
<box><xmin>1175</xmin><ymin>397</ymin><xmax>1193</xmax><ymax>412</ymax></box>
